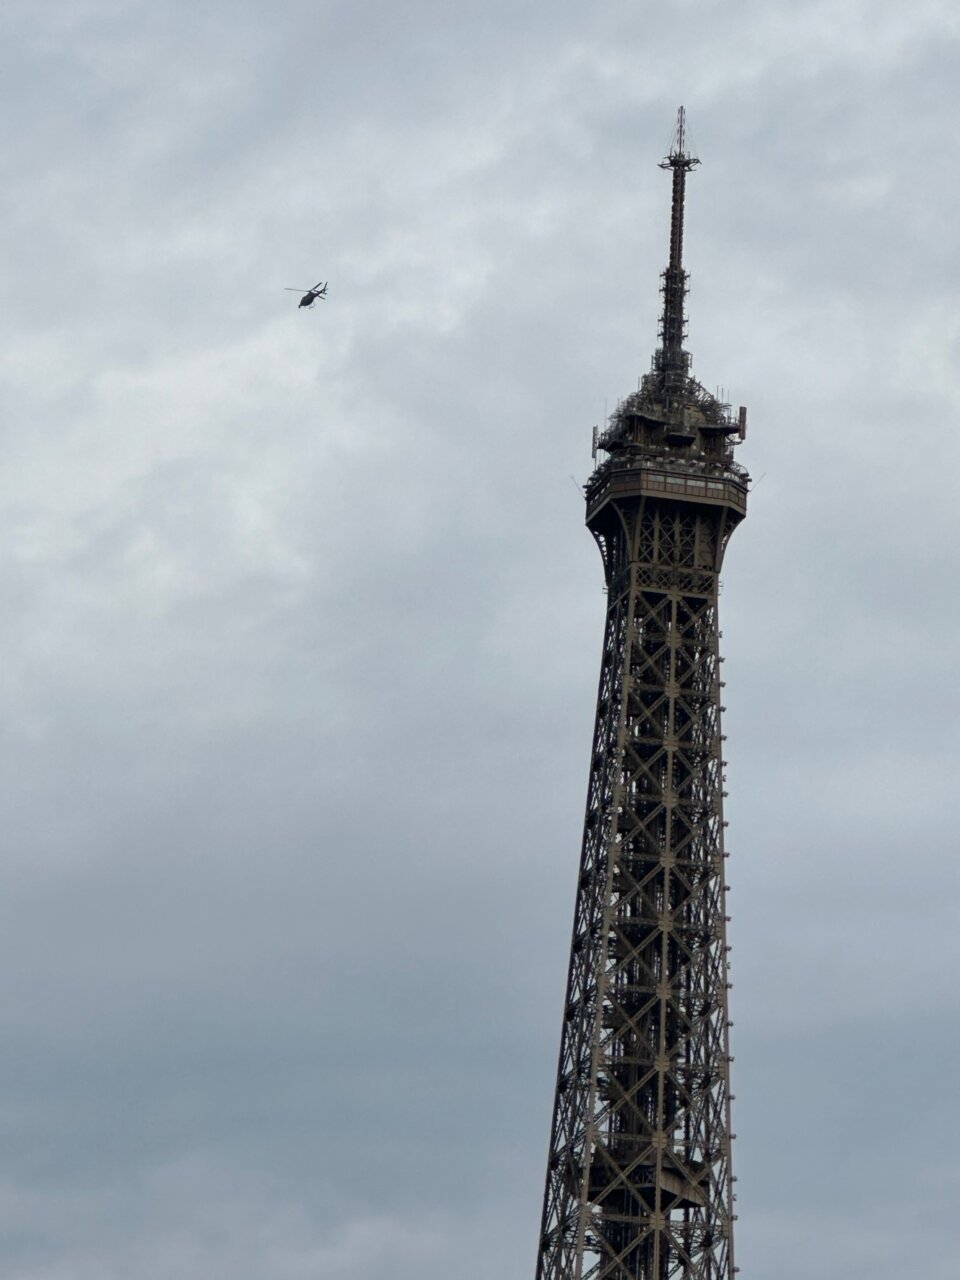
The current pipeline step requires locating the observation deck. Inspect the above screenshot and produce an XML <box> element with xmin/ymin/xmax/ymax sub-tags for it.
<box><xmin>586</xmin><ymin>457</ymin><xmax>748</xmax><ymax>523</ymax></box>
<box><xmin>584</xmin><ymin>389</ymin><xmax>750</xmax><ymax>526</ymax></box>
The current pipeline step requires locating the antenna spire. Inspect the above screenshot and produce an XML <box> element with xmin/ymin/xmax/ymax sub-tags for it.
<box><xmin>656</xmin><ymin>106</ymin><xmax>700</xmax><ymax>404</ymax></box>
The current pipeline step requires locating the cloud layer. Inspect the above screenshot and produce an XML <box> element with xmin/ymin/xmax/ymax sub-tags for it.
<box><xmin>2</xmin><ymin>2</ymin><xmax>960</xmax><ymax>1277</ymax></box>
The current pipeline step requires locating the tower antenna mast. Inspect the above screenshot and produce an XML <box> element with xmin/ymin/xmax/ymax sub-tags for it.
<box><xmin>656</xmin><ymin>105</ymin><xmax>700</xmax><ymax>411</ymax></box>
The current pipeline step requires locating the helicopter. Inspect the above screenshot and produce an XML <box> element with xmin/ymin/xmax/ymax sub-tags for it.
<box><xmin>285</xmin><ymin>281</ymin><xmax>328</xmax><ymax>308</ymax></box>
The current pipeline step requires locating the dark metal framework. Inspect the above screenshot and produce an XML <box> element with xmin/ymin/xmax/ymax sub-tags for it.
<box><xmin>536</xmin><ymin>110</ymin><xmax>749</xmax><ymax>1280</ymax></box>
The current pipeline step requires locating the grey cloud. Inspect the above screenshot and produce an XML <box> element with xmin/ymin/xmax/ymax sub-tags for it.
<box><xmin>2</xmin><ymin>1</ymin><xmax>960</xmax><ymax>1277</ymax></box>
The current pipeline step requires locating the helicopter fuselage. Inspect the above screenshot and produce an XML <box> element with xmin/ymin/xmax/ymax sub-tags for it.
<box><xmin>286</xmin><ymin>281</ymin><xmax>326</xmax><ymax>308</ymax></box>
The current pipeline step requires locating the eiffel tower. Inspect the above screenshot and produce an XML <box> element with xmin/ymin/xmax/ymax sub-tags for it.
<box><xmin>535</xmin><ymin>109</ymin><xmax>748</xmax><ymax>1280</ymax></box>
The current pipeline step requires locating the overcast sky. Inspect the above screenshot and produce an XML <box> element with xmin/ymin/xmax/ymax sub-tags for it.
<box><xmin>2</xmin><ymin>2</ymin><xmax>960</xmax><ymax>1278</ymax></box>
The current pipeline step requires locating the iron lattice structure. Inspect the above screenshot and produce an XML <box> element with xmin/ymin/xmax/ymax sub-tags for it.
<box><xmin>535</xmin><ymin>110</ymin><xmax>749</xmax><ymax>1280</ymax></box>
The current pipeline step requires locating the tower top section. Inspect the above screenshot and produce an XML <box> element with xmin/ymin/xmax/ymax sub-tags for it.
<box><xmin>590</xmin><ymin>108</ymin><xmax>748</xmax><ymax>494</ymax></box>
